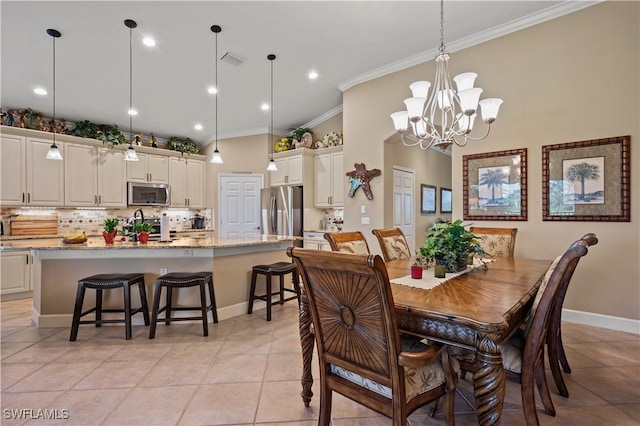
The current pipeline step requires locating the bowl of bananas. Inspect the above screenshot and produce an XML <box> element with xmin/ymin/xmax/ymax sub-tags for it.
<box><xmin>62</xmin><ymin>232</ymin><xmax>87</xmax><ymax>244</ymax></box>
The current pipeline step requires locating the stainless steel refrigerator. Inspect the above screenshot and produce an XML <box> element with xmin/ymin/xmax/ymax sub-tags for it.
<box><xmin>261</xmin><ymin>186</ymin><xmax>303</xmax><ymax>244</ymax></box>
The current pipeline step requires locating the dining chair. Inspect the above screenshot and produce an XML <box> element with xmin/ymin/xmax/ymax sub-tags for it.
<box><xmin>457</xmin><ymin>237</ymin><xmax>593</xmax><ymax>425</ymax></box>
<box><xmin>324</xmin><ymin>231</ymin><xmax>371</xmax><ymax>255</ymax></box>
<box><xmin>469</xmin><ymin>226</ymin><xmax>518</xmax><ymax>257</ymax></box>
<box><xmin>287</xmin><ymin>247</ymin><xmax>458</xmax><ymax>426</ymax></box>
<box><xmin>547</xmin><ymin>233</ymin><xmax>598</xmax><ymax>397</ymax></box>
<box><xmin>372</xmin><ymin>228</ymin><xmax>412</xmax><ymax>262</ymax></box>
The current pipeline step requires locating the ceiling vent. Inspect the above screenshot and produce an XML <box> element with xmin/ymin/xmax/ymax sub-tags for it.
<box><xmin>220</xmin><ymin>51</ymin><xmax>246</xmax><ymax>67</ymax></box>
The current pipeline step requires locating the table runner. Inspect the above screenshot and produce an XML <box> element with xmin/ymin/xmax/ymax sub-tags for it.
<box><xmin>390</xmin><ymin>258</ymin><xmax>492</xmax><ymax>291</ymax></box>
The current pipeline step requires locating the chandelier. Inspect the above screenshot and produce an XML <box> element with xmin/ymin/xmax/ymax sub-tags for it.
<box><xmin>390</xmin><ymin>0</ymin><xmax>503</xmax><ymax>151</ymax></box>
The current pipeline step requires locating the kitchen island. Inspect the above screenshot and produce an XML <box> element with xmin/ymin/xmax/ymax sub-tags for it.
<box><xmin>0</xmin><ymin>235</ymin><xmax>299</xmax><ymax>328</ymax></box>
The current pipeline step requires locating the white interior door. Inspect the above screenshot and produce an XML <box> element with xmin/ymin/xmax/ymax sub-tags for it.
<box><xmin>219</xmin><ymin>174</ymin><xmax>263</xmax><ymax>238</ymax></box>
<box><xmin>393</xmin><ymin>167</ymin><xmax>415</xmax><ymax>252</ymax></box>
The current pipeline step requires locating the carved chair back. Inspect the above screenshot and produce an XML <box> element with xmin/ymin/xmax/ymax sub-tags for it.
<box><xmin>324</xmin><ymin>231</ymin><xmax>371</xmax><ymax>255</ymax></box>
<box><xmin>469</xmin><ymin>226</ymin><xmax>518</xmax><ymax>257</ymax></box>
<box><xmin>372</xmin><ymin>228</ymin><xmax>412</xmax><ymax>262</ymax></box>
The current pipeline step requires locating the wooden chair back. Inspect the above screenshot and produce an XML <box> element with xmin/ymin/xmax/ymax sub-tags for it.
<box><xmin>372</xmin><ymin>228</ymin><xmax>412</xmax><ymax>262</ymax></box>
<box><xmin>469</xmin><ymin>226</ymin><xmax>518</xmax><ymax>257</ymax></box>
<box><xmin>287</xmin><ymin>247</ymin><xmax>455</xmax><ymax>425</ymax></box>
<box><xmin>324</xmin><ymin>231</ymin><xmax>371</xmax><ymax>255</ymax></box>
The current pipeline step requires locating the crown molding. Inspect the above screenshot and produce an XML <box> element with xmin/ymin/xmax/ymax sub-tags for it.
<box><xmin>338</xmin><ymin>1</ymin><xmax>602</xmax><ymax>92</ymax></box>
<box><xmin>302</xmin><ymin>105</ymin><xmax>344</xmax><ymax>129</ymax></box>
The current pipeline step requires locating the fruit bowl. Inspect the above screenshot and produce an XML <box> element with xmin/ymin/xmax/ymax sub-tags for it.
<box><xmin>62</xmin><ymin>232</ymin><xmax>87</xmax><ymax>244</ymax></box>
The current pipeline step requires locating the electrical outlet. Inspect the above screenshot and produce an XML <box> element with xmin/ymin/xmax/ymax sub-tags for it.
<box><xmin>160</xmin><ymin>268</ymin><xmax>168</xmax><ymax>276</ymax></box>
<box><xmin>182</xmin><ymin>249</ymin><xmax>193</xmax><ymax>257</ymax></box>
<box><xmin>361</xmin><ymin>217</ymin><xmax>370</xmax><ymax>225</ymax></box>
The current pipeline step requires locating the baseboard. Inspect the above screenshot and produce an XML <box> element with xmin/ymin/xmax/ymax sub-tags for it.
<box><xmin>562</xmin><ymin>308</ymin><xmax>640</xmax><ymax>335</ymax></box>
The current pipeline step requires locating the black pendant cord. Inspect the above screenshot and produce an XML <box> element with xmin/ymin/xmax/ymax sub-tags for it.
<box><xmin>268</xmin><ymin>54</ymin><xmax>276</xmax><ymax>161</ymax></box>
<box><xmin>52</xmin><ymin>34</ymin><xmax>57</xmax><ymax>147</ymax></box>
<box><xmin>129</xmin><ymin>23</ymin><xmax>133</xmax><ymax>145</ymax></box>
<box><xmin>214</xmin><ymin>27</ymin><xmax>218</xmax><ymax>151</ymax></box>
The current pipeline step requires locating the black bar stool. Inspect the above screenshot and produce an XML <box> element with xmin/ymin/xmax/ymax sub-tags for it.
<box><xmin>248</xmin><ymin>262</ymin><xmax>299</xmax><ymax>321</ymax></box>
<box><xmin>70</xmin><ymin>273</ymin><xmax>150</xmax><ymax>341</ymax></box>
<box><xmin>149</xmin><ymin>272</ymin><xmax>218</xmax><ymax>339</ymax></box>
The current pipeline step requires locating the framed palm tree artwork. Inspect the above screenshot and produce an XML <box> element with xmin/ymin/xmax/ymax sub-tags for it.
<box><xmin>463</xmin><ymin>148</ymin><xmax>528</xmax><ymax>221</ymax></box>
<box><xmin>542</xmin><ymin>135</ymin><xmax>630</xmax><ymax>222</ymax></box>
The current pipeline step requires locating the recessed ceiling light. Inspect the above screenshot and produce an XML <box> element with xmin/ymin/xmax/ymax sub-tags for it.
<box><xmin>208</xmin><ymin>86</ymin><xmax>217</xmax><ymax>94</ymax></box>
<box><xmin>194</xmin><ymin>124</ymin><xmax>203</xmax><ymax>130</ymax></box>
<box><xmin>128</xmin><ymin>108</ymin><xmax>138</xmax><ymax>116</ymax></box>
<box><xmin>142</xmin><ymin>37</ymin><xmax>156</xmax><ymax>47</ymax></box>
<box><xmin>261</xmin><ymin>103</ymin><xmax>270</xmax><ymax>111</ymax></box>
<box><xmin>308</xmin><ymin>71</ymin><xmax>318</xmax><ymax>80</ymax></box>
<box><xmin>34</xmin><ymin>88</ymin><xmax>47</xmax><ymax>95</ymax></box>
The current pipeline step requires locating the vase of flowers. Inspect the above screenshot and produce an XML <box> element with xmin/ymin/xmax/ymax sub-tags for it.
<box><xmin>419</xmin><ymin>220</ymin><xmax>485</xmax><ymax>273</ymax></box>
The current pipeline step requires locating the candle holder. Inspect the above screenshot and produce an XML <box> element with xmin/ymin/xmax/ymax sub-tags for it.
<box><xmin>434</xmin><ymin>264</ymin><xmax>446</xmax><ymax>278</ymax></box>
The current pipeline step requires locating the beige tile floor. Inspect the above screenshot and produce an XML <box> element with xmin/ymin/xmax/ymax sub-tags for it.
<box><xmin>1</xmin><ymin>298</ymin><xmax>639</xmax><ymax>425</ymax></box>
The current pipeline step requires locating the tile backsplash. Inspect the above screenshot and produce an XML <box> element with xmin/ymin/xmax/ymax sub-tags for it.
<box><xmin>1</xmin><ymin>207</ymin><xmax>213</xmax><ymax>236</ymax></box>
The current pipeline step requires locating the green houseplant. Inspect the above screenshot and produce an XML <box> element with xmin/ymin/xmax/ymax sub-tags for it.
<box><xmin>134</xmin><ymin>222</ymin><xmax>154</xmax><ymax>244</ymax></box>
<box><xmin>167</xmin><ymin>137</ymin><xmax>198</xmax><ymax>154</ymax></box>
<box><xmin>102</xmin><ymin>218</ymin><xmax>120</xmax><ymax>244</ymax></box>
<box><xmin>419</xmin><ymin>220</ymin><xmax>485</xmax><ymax>273</ymax></box>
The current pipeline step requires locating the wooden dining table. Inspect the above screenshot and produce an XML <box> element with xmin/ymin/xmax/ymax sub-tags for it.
<box><xmin>296</xmin><ymin>256</ymin><xmax>552</xmax><ymax>426</ymax></box>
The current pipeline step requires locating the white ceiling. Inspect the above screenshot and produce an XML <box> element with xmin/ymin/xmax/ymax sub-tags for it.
<box><xmin>1</xmin><ymin>1</ymin><xmax>593</xmax><ymax>148</ymax></box>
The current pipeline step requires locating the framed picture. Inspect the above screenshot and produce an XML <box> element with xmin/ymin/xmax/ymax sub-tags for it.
<box><xmin>542</xmin><ymin>135</ymin><xmax>630</xmax><ymax>221</ymax></box>
<box><xmin>420</xmin><ymin>184</ymin><xmax>436</xmax><ymax>215</ymax></box>
<box><xmin>463</xmin><ymin>148</ymin><xmax>528</xmax><ymax>221</ymax></box>
<box><xmin>440</xmin><ymin>187</ymin><xmax>452</xmax><ymax>214</ymax></box>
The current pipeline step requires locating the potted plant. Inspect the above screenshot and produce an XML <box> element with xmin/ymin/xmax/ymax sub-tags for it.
<box><xmin>166</xmin><ymin>136</ymin><xmax>198</xmax><ymax>155</ymax></box>
<box><xmin>103</xmin><ymin>218</ymin><xmax>120</xmax><ymax>244</ymax></box>
<box><xmin>134</xmin><ymin>222</ymin><xmax>154</xmax><ymax>244</ymax></box>
<box><xmin>419</xmin><ymin>219</ymin><xmax>485</xmax><ymax>274</ymax></box>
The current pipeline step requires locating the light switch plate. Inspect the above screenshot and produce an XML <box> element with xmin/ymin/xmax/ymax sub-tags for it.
<box><xmin>361</xmin><ymin>217</ymin><xmax>370</xmax><ymax>225</ymax></box>
<box><xmin>360</xmin><ymin>205</ymin><xmax>366</xmax><ymax>214</ymax></box>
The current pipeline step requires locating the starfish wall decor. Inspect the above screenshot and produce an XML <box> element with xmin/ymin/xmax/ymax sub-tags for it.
<box><xmin>346</xmin><ymin>163</ymin><xmax>381</xmax><ymax>200</ymax></box>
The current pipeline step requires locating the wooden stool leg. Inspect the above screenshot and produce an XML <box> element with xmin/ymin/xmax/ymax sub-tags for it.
<box><xmin>165</xmin><ymin>287</ymin><xmax>173</xmax><ymax>325</ymax></box>
<box><xmin>199</xmin><ymin>282</ymin><xmax>209</xmax><ymax>337</ymax></box>
<box><xmin>279</xmin><ymin>274</ymin><xmax>285</xmax><ymax>305</ymax></box>
<box><xmin>137</xmin><ymin>279</ymin><xmax>150</xmax><ymax>326</ymax></box>
<box><xmin>70</xmin><ymin>284</ymin><xmax>86</xmax><ymax>341</ymax></box>
<box><xmin>208</xmin><ymin>277</ymin><xmax>218</xmax><ymax>323</ymax></box>
<box><xmin>123</xmin><ymin>284</ymin><xmax>132</xmax><ymax>340</ymax></box>
<box><xmin>149</xmin><ymin>282</ymin><xmax>163</xmax><ymax>339</ymax></box>
<box><xmin>266</xmin><ymin>271</ymin><xmax>273</xmax><ymax>321</ymax></box>
<box><xmin>248</xmin><ymin>269</ymin><xmax>258</xmax><ymax>314</ymax></box>
<box><xmin>95</xmin><ymin>289</ymin><xmax>103</xmax><ymax>327</ymax></box>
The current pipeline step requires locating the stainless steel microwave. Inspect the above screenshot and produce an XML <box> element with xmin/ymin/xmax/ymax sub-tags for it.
<box><xmin>127</xmin><ymin>182</ymin><xmax>170</xmax><ymax>206</ymax></box>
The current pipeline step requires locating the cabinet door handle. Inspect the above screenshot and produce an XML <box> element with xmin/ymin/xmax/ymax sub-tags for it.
<box><xmin>98</xmin><ymin>195</ymin><xmax>102</xmax><ymax>205</ymax></box>
<box><xmin>185</xmin><ymin>198</ymin><xmax>188</xmax><ymax>206</ymax></box>
<box><xmin>25</xmin><ymin>254</ymin><xmax>29</xmax><ymax>265</ymax></box>
<box><xmin>94</xmin><ymin>195</ymin><xmax>97</xmax><ymax>205</ymax></box>
<box><xmin>27</xmin><ymin>193</ymin><xmax>31</xmax><ymax>203</ymax></box>
<box><xmin>22</xmin><ymin>193</ymin><xmax>25</xmax><ymax>203</ymax></box>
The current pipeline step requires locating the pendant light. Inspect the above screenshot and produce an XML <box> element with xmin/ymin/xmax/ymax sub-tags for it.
<box><xmin>123</xmin><ymin>19</ymin><xmax>139</xmax><ymax>162</ymax></box>
<box><xmin>45</xmin><ymin>29</ymin><xmax>63</xmax><ymax>160</ymax></box>
<box><xmin>266</xmin><ymin>54</ymin><xmax>277</xmax><ymax>172</ymax></box>
<box><xmin>209</xmin><ymin>25</ymin><xmax>223</xmax><ymax>164</ymax></box>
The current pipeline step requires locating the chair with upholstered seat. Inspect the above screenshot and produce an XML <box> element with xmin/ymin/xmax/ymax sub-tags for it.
<box><xmin>372</xmin><ymin>228</ymin><xmax>412</xmax><ymax>262</ymax></box>
<box><xmin>469</xmin><ymin>226</ymin><xmax>518</xmax><ymax>257</ymax></box>
<box><xmin>547</xmin><ymin>233</ymin><xmax>598</xmax><ymax>397</ymax></box>
<box><xmin>324</xmin><ymin>231</ymin><xmax>371</xmax><ymax>255</ymax></box>
<box><xmin>287</xmin><ymin>247</ymin><xmax>457</xmax><ymax>426</ymax></box>
<box><xmin>457</xmin><ymin>235</ymin><xmax>594</xmax><ymax>425</ymax></box>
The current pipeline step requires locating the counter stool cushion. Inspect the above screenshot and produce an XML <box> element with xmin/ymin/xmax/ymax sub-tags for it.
<box><xmin>70</xmin><ymin>273</ymin><xmax>150</xmax><ymax>341</ymax></box>
<box><xmin>149</xmin><ymin>271</ymin><xmax>218</xmax><ymax>339</ymax></box>
<box><xmin>248</xmin><ymin>262</ymin><xmax>299</xmax><ymax>321</ymax></box>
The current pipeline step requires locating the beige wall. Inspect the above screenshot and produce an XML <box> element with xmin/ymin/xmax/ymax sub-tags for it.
<box><xmin>310</xmin><ymin>113</ymin><xmax>343</xmax><ymax>146</ymax></box>
<box><xmin>343</xmin><ymin>2</ymin><xmax>639</xmax><ymax>320</ymax></box>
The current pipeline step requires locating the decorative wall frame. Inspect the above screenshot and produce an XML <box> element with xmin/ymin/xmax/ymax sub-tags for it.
<box><xmin>420</xmin><ymin>184</ymin><xmax>436</xmax><ymax>215</ymax></box>
<box><xmin>440</xmin><ymin>187</ymin><xmax>452</xmax><ymax>214</ymax></box>
<box><xmin>463</xmin><ymin>148</ymin><xmax>528</xmax><ymax>221</ymax></box>
<box><xmin>542</xmin><ymin>135</ymin><xmax>630</xmax><ymax>222</ymax></box>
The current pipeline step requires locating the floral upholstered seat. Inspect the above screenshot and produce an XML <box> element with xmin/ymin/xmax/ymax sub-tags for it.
<box><xmin>324</xmin><ymin>231</ymin><xmax>371</xmax><ymax>255</ymax></box>
<box><xmin>470</xmin><ymin>227</ymin><xmax>518</xmax><ymax>257</ymax></box>
<box><xmin>372</xmin><ymin>228</ymin><xmax>411</xmax><ymax>262</ymax></box>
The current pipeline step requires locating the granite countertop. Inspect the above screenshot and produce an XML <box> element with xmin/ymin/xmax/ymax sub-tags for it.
<box><xmin>0</xmin><ymin>234</ymin><xmax>300</xmax><ymax>251</ymax></box>
<box><xmin>0</xmin><ymin>229</ymin><xmax>214</xmax><ymax>241</ymax></box>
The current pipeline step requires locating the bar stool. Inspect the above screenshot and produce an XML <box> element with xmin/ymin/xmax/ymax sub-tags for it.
<box><xmin>149</xmin><ymin>272</ymin><xmax>218</xmax><ymax>339</ymax></box>
<box><xmin>70</xmin><ymin>273</ymin><xmax>150</xmax><ymax>341</ymax></box>
<box><xmin>248</xmin><ymin>262</ymin><xmax>299</xmax><ymax>321</ymax></box>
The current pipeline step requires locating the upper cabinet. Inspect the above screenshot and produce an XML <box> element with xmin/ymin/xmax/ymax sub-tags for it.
<box><xmin>127</xmin><ymin>152</ymin><xmax>169</xmax><ymax>183</ymax></box>
<box><xmin>168</xmin><ymin>157</ymin><xmax>205</xmax><ymax>208</ymax></box>
<box><xmin>64</xmin><ymin>143</ymin><xmax>126</xmax><ymax>207</ymax></box>
<box><xmin>314</xmin><ymin>147</ymin><xmax>344</xmax><ymax>207</ymax></box>
<box><xmin>1</xmin><ymin>134</ymin><xmax>64</xmax><ymax>206</ymax></box>
<box><xmin>270</xmin><ymin>148</ymin><xmax>313</xmax><ymax>186</ymax></box>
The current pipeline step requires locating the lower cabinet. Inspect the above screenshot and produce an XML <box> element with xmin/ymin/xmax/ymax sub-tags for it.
<box><xmin>303</xmin><ymin>232</ymin><xmax>331</xmax><ymax>251</ymax></box>
<box><xmin>0</xmin><ymin>250</ymin><xmax>31</xmax><ymax>296</ymax></box>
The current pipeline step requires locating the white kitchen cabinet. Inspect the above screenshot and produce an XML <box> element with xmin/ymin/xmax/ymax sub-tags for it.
<box><xmin>127</xmin><ymin>152</ymin><xmax>169</xmax><ymax>183</ymax></box>
<box><xmin>0</xmin><ymin>135</ymin><xmax>64</xmax><ymax>206</ymax></box>
<box><xmin>270</xmin><ymin>149</ymin><xmax>313</xmax><ymax>186</ymax></box>
<box><xmin>169</xmin><ymin>157</ymin><xmax>205</xmax><ymax>207</ymax></box>
<box><xmin>64</xmin><ymin>143</ymin><xmax>126</xmax><ymax>207</ymax></box>
<box><xmin>0</xmin><ymin>250</ymin><xmax>31</xmax><ymax>296</ymax></box>
<box><xmin>314</xmin><ymin>147</ymin><xmax>343</xmax><ymax>207</ymax></box>
<box><xmin>303</xmin><ymin>231</ymin><xmax>332</xmax><ymax>251</ymax></box>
